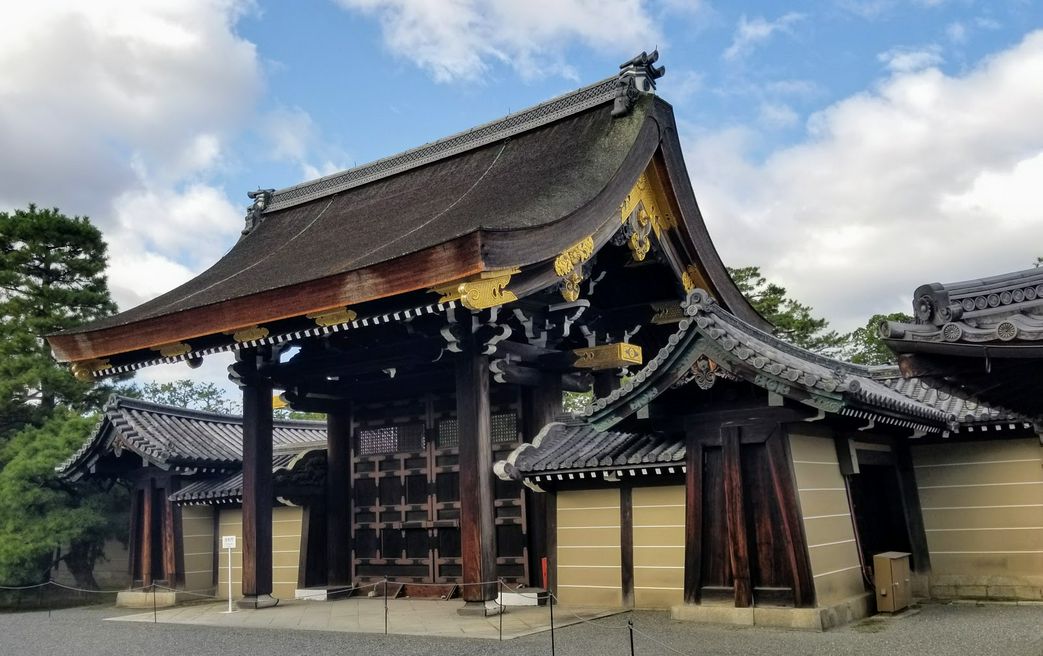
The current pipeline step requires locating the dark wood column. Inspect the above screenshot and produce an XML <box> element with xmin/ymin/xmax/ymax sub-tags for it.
<box><xmin>620</xmin><ymin>486</ymin><xmax>635</xmax><ymax>608</ymax></box>
<box><xmin>722</xmin><ymin>426</ymin><xmax>752</xmax><ymax>608</ymax></box>
<box><xmin>140</xmin><ymin>480</ymin><xmax>153</xmax><ymax>587</ymax></box>
<box><xmin>766</xmin><ymin>432</ymin><xmax>814</xmax><ymax>607</ymax></box>
<box><xmin>238</xmin><ymin>348</ymin><xmax>276</xmax><ymax>608</ymax></box>
<box><xmin>127</xmin><ymin>485</ymin><xmax>141</xmax><ymax>583</ymax></box>
<box><xmin>894</xmin><ymin>441</ymin><xmax>931</xmax><ymax>572</ymax></box>
<box><xmin>456</xmin><ymin>321</ymin><xmax>497</xmax><ymax>604</ymax></box>
<box><xmin>326</xmin><ymin>409</ymin><xmax>352</xmax><ymax>586</ymax></box>
<box><xmin>161</xmin><ymin>478</ymin><xmax>184</xmax><ymax>587</ymax></box>
<box><xmin>683</xmin><ymin>438</ymin><xmax>703</xmax><ymax>604</ymax></box>
<box><xmin>524</xmin><ymin>372</ymin><xmax>562</xmax><ymax>588</ymax></box>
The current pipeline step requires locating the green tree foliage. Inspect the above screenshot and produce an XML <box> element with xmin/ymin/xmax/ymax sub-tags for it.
<box><xmin>844</xmin><ymin>312</ymin><xmax>913</xmax><ymax>366</ymax></box>
<box><xmin>0</xmin><ymin>205</ymin><xmax>116</xmax><ymax>443</ymax></box>
<box><xmin>728</xmin><ymin>266</ymin><xmax>845</xmax><ymax>355</ymax></box>
<box><xmin>0</xmin><ymin>205</ymin><xmax>124</xmax><ymax>588</ymax></box>
<box><xmin>119</xmin><ymin>379</ymin><xmax>241</xmax><ymax>414</ymax></box>
<box><xmin>0</xmin><ymin>410</ymin><xmax>126</xmax><ymax>586</ymax></box>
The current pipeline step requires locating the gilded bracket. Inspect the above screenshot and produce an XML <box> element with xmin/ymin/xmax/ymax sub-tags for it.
<box><xmin>71</xmin><ymin>358</ymin><xmax>110</xmax><ymax>382</ymax></box>
<box><xmin>151</xmin><ymin>341</ymin><xmax>192</xmax><ymax>358</ymax></box>
<box><xmin>433</xmin><ymin>268</ymin><xmax>520</xmax><ymax>310</ymax></box>
<box><xmin>306</xmin><ymin>307</ymin><xmax>358</xmax><ymax>327</ymax></box>
<box><xmin>619</xmin><ymin>170</ymin><xmax>676</xmax><ymax>262</ymax></box>
<box><xmin>680</xmin><ymin>264</ymin><xmax>709</xmax><ymax>293</ymax></box>
<box><xmin>231</xmin><ymin>325</ymin><xmax>270</xmax><ymax>343</ymax></box>
<box><xmin>573</xmin><ymin>343</ymin><xmax>643</xmax><ymax>370</ymax></box>
<box><xmin>554</xmin><ymin>236</ymin><xmax>595</xmax><ymax>302</ymax></box>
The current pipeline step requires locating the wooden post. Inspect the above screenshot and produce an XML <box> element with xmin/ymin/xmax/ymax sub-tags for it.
<box><xmin>326</xmin><ymin>409</ymin><xmax>352</xmax><ymax>586</ymax></box>
<box><xmin>525</xmin><ymin>372</ymin><xmax>562</xmax><ymax>587</ymax></box>
<box><xmin>239</xmin><ymin>349</ymin><xmax>276</xmax><ymax>608</ymax></box>
<box><xmin>722</xmin><ymin>426</ymin><xmax>752</xmax><ymax>607</ymax></box>
<box><xmin>140</xmin><ymin>480</ymin><xmax>153</xmax><ymax>587</ymax></box>
<box><xmin>683</xmin><ymin>438</ymin><xmax>703</xmax><ymax>604</ymax></box>
<box><xmin>160</xmin><ymin>481</ymin><xmax>181</xmax><ymax>587</ymax></box>
<box><xmin>894</xmin><ymin>441</ymin><xmax>931</xmax><ymax>573</ymax></box>
<box><xmin>456</xmin><ymin>320</ymin><xmax>497</xmax><ymax>605</ymax></box>
<box><xmin>766</xmin><ymin>431</ymin><xmax>815</xmax><ymax>607</ymax></box>
<box><xmin>620</xmin><ymin>486</ymin><xmax>634</xmax><ymax>608</ymax></box>
<box><xmin>127</xmin><ymin>486</ymin><xmax>141</xmax><ymax>582</ymax></box>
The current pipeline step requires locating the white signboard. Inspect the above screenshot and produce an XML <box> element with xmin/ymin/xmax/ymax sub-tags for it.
<box><xmin>222</xmin><ymin>535</ymin><xmax>237</xmax><ymax>549</ymax></box>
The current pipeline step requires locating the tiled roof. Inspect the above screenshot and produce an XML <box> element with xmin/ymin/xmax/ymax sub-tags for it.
<box><xmin>496</xmin><ymin>422</ymin><xmax>684</xmax><ymax>481</ymax></box>
<box><xmin>57</xmin><ymin>396</ymin><xmax>326</xmax><ymax>479</ymax></box>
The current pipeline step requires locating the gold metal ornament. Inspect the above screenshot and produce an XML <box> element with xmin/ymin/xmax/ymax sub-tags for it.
<box><xmin>553</xmin><ymin>236</ymin><xmax>595</xmax><ymax>301</ymax></box>
<box><xmin>151</xmin><ymin>342</ymin><xmax>192</xmax><ymax>358</ymax></box>
<box><xmin>71</xmin><ymin>358</ymin><xmax>110</xmax><ymax>381</ymax></box>
<box><xmin>680</xmin><ymin>264</ymin><xmax>708</xmax><ymax>293</ymax></box>
<box><xmin>231</xmin><ymin>325</ymin><xmax>270</xmax><ymax>343</ymax></box>
<box><xmin>619</xmin><ymin>166</ymin><xmax>676</xmax><ymax>262</ymax></box>
<box><xmin>572</xmin><ymin>343</ymin><xmax>643</xmax><ymax>369</ymax></box>
<box><xmin>432</xmin><ymin>268</ymin><xmax>520</xmax><ymax>310</ymax></box>
<box><xmin>306</xmin><ymin>307</ymin><xmax>358</xmax><ymax>327</ymax></box>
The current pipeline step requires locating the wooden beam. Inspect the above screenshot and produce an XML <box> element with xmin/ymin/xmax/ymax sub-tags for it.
<box><xmin>239</xmin><ymin>349</ymin><xmax>275</xmax><ymax>607</ymax></box>
<box><xmin>683</xmin><ymin>440</ymin><xmax>703</xmax><ymax>604</ymax></box>
<box><xmin>326</xmin><ymin>409</ymin><xmax>352</xmax><ymax>586</ymax></box>
<box><xmin>572</xmin><ymin>343</ymin><xmax>643</xmax><ymax>370</ymax></box>
<box><xmin>493</xmin><ymin>362</ymin><xmax>591</xmax><ymax>392</ymax></box>
<box><xmin>766</xmin><ymin>431</ymin><xmax>815</xmax><ymax>608</ymax></box>
<box><xmin>271</xmin><ymin>339</ymin><xmax>445</xmax><ymax>385</ymax></box>
<box><xmin>722</xmin><ymin>426</ymin><xmax>752</xmax><ymax>608</ymax></box>
<box><xmin>456</xmin><ymin>322</ymin><xmax>497</xmax><ymax>603</ymax></box>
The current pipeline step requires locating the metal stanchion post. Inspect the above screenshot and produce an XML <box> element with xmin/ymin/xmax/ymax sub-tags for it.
<box><xmin>498</xmin><ymin>579</ymin><xmax>503</xmax><ymax>641</ymax></box>
<box><xmin>628</xmin><ymin>617</ymin><xmax>635</xmax><ymax>656</ymax></box>
<box><xmin>152</xmin><ymin>583</ymin><xmax>157</xmax><ymax>624</ymax></box>
<box><xmin>383</xmin><ymin>575</ymin><xmax>388</xmax><ymax>636</ymax></box>
<box><xmin>548</xmin><ymin>591</ymin><xmax>555</xmax><ymax>656</ymax></box>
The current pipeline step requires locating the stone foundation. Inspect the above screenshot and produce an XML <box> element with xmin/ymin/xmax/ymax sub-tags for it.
<box><xmin>671</xmin><ymin>593</ymin><xmax>873</xmax><ymax>631</ymax></box>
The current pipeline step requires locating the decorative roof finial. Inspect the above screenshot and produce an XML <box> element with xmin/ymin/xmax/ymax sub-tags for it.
<box><xmin>612</xmin><ymin>49</ymin><xmax>666</xmax><ymax>118</ymax></box>
<box><xmin>242</xmin><ymin>188</ymin><xmax>275</xmax><ymax>236</ymax></box>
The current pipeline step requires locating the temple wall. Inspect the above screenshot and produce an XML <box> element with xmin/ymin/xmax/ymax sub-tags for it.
<box><xmin>215</xmin><ymin>506</ymin><xmax>303</xmax><ymax>600</ymax></box>
<box><xmin>911</xmin><ymin>437</ymin><xmax>1043</xmax><ymax>601</ymax></box>
<box><xmin>50</xmin><ymin>539</ymin><xmax>130</xmax><ymax>590</ymax></box>
<box><xmin>788</xmin><ymin>432</ymin><xmax>865</xmax><ymax>606</ymax></box>
<box><xmin>632</xmin><ymin>485</ymin><xmax>685</xmax><ymax>608</ymax></box>
<box><xmin>556</xmin><ymin>488</ymin><xmax>622</xmax><ymax>607</ymax></box>
<box><xmin>181</xmin><ymin>506</ymin><xmax>215</xmax><ymax>593</ymax></box>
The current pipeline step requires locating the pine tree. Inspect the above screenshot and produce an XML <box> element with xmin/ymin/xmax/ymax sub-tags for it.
<box><xmin>0</xmin><ymin>205</ymin><xmax>116</xmax><ymax>445</ymax></box>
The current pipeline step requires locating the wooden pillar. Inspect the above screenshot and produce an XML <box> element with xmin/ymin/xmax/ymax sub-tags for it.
<box><xmin>722</xmin><ymin>426</ymin><xmax>752</xmax><ymax>608</ymax></box>
<box><xmin>766</xmin><ymin>431</ymin><xmax>815</xmax><ymax>607</ymax></box>
<box><xmin>127</xmin><ymin>486</ymin><xmax>141</xmax><ymax>583</ymax></box>
<box><xmin>620</xmin><ymin>486</ymin><xmax>635</xmax><ymax>608</ymax></box>
<box><xmin>140</xmin><ymin>480</ymin><xmax>153</xmax><ymax>587</ymax></box>
<box><xmin>682</xmin><ymin>437</ymin><xmax>703</xmax><ymax>604</ymax></box>
<box><xmin>326</xmin><ymin>409</ymin><xmax>352</xmax><ymax>586</ymax></box>
<box><xmin>160</xmin><ymin>480</ymin><xmax>182</xmax><ymax>587</ymax></box>
<box><xmin>593</xmin><ymin>371</ymin><xmax>620</xmax><ymax>399</ymax></box>
<box><xmin>894</xmin><ymin>441</ymin><xmax>931</xmax><ymax>573</ymax></box>
<box><xmin>456</xmin><ymin>321</ymin><xmax>497</xmax><ymax>604</ymax></box>
<box><xmin>239</xmin><ymin>349</ymin><xmax>276</xmax><ymax>608</ymax></box>
<box><xmin>525</xmin><ymin>372</ymin><xmax>562</xmax><ymax>588</ymax></box>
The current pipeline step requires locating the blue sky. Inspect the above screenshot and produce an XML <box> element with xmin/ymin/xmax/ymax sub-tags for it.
<box><xmin>2</xmin><ymin>1</ymin><xmax>1042</xmax><ymax>394</ymax></box>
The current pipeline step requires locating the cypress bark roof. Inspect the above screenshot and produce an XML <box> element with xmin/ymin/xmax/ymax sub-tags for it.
<box><xmin>47</xmin><ymin>57</ymin><xmax>768</xmax><ymax>370</ymax></box>
<box><xmin>57</xmin><ymin>396</ymin><xmax>325</xmax><ymax>480</ymax></box>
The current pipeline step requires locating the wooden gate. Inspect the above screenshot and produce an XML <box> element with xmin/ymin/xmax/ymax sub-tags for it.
<box><xmin>350</xmin><ymin>389</ymin><xmax>529</xmax><ymax>585</ymax></box>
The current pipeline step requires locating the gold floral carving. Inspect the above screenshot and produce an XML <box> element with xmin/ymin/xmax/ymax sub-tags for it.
<box><xmin>306</xmin><ymin>307</ymin><xmax>358</xmax><ymax>327</ymax></box>
<box><xmin>71</xmin><ymin>359</ymin><xmax>110</xmax><ymax>381</ymax></box>
<box><xmin>232</xmin><ymin>325</ymin><xmax>269</xmax><ymax>343</ymax></box>
<box><xmin>432</xmin><ymin>268</ymin><xmax>520</xmax><ymax>310</ymax></box>
<box><xmin>619</xmin><ymin>169</ymin><xmax>676</xmax><ymax>249</ymax></box>
<box><xmin>553</xmin><ymin>236</ymin><xmax>595</xmax><ymax>276</ymax></box>
<box><xmin>151</xmin><ymin>342</ymin><xmax>192</xmax><ymax>358</ymax></box>
<box><xmin>680</xmin><ymin>264</ymin><xmax>708</xmax><ymax>293</ymax></box>
<box><xmin>554</xmin><ymin>236</ymin><xmax>595</xmax><ymax>302</ymax></box>
<box><xmin>572</xmin><ymin>343</ymin><xmax>643</xmax><ymax>370</ymax></box>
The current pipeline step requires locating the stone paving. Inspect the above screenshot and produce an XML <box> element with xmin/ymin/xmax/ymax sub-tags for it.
<box><xmin>110</xmin><ymin>596</ymin><xmax>621</xmax><ymax>640</ymax></box>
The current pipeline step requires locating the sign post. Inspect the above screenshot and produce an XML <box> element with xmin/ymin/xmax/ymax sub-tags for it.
<box><xmin>221</xmin><ymin>535</ymin><xmax>237</xmax><ymax>613</ymax></box>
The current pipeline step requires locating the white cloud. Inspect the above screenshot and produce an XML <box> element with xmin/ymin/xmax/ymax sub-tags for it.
<box><xmin>0</xmin><ymin>1</ymin><xmax>262</xmax><ymax>308</ymax></box>
<box><xmin>261</xmin><ymin>106</ymin><xmax>349</xmax><ymax>180</ymax></box>
<box><xmin>684</xmin><ymin>30</ymin><xmax>1043</xmax><ymax>331</ymax></box>
<box><xmin>758</xmin><ymin>102</ymin><xmax>799</xmax><ymax>128</ymax></box>
<box><xmin>723</xmin><ymin>13</ymin><xmax>803</xmax><ymax>61</ymax></box>
<box><xmin>333</xmin><ymin>0</ymin><xmax>662</xmax><ymax>82</ymax></box>
<box><xmin>946</xmin><ymin>21</ymin><xmax>967</xmax><ymax>44</ymax></box>
<box><xmin>877</xmin><ymin>45</ymin><xmax>944</xmax><ymax>72</ymax></box>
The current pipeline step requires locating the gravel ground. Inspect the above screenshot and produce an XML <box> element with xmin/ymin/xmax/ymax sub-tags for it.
<box><xmin>0</xmin><ymin>602</ymin><xmax>1039</xmax><ymax>656</ymax></box>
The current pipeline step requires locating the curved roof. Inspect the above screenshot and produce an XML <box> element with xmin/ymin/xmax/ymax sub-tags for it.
<box><xmin>57</xmin><ymin>396</ymin><xmax>325</xmax><ymax>480</ymax></box>
<box><xmin>47</xmin><ymin>61</ymin><xmax>767</xmax><ymax>370</ymax></box>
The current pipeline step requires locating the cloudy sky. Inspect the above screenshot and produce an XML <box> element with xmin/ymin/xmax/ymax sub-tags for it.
<box><xmin>3</xmin><ymin>1</ymin><xmax>1042</xmax><ymax>396</ymax></box>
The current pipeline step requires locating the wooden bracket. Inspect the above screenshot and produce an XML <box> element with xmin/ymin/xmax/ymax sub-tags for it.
<box><xmin>572</xmin><ymin>343</ymin><xmax>643</xmax><ymax>370</ymax></box>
